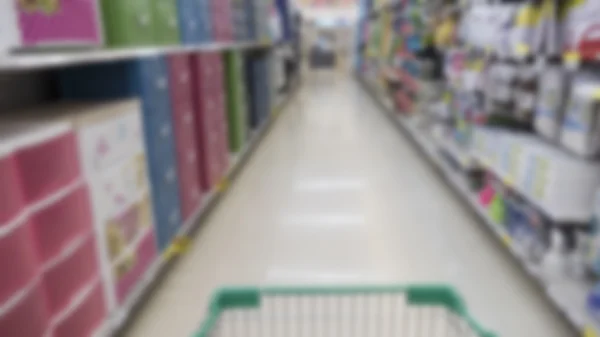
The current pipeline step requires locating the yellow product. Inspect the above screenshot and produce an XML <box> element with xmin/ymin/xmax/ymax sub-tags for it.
<box><xmin>113</xmin><ymin>252</ymin><xmax>137</xmax><ymax>280</ymax></box>
<box><xmin>515</xmin><ymin>4</ymin><xmax>542</xmax><ymax>27</ymax></box>
<box><xmin>434</xmin><ymin>18</ymin><xmax>456</xmax><ymax>49</ymax></box>
<box><xmin>106</xmin><ymin>221</ymin><xmax>126</xmax><ymax>260</ymax></box>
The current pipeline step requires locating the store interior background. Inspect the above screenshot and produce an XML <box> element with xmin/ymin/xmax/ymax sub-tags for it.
<box><xmin>3</xmin><ymin>0</ymin><xmax>600</xmax><ymax>337</ymax></box>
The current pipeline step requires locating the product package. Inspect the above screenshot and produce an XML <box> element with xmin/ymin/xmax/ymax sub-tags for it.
<box><xmin>560</xmin><ymin>74</ymin><xmax>600</xmax><ymax>158</ymax></box>
<box><xmin>534</xmin><ymin>65</ymin><xmax>569</xmax><ymax>140</ymax></box>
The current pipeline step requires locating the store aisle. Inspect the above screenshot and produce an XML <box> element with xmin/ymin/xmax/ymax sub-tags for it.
<box><xmin>127</xmin><ymin>73</ymin><xmax>572</xmax><ymax>337</ymax></box>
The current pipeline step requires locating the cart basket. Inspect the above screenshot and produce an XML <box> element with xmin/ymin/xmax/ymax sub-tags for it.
<box><xmin>194</xmin><ymin>284</ymin><xmax>496</xmax><ymax>337</ymax></box>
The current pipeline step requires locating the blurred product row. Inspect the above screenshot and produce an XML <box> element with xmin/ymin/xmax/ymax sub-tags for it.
<box><xmin>0</xmin><ymin>0</ymin><xmax>295</xmax><ymax>53</ymax></box>
<box><xmin>0</xmin><ymin>48</ymin><xmax>283</xmax><ymax>337</ymax></box>
<box><xmin>357</xmin><ymin>0</ymin><xmax>600</xmax><ymax>334</ymax></box>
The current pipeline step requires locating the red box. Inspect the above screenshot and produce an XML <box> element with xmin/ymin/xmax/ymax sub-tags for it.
<box><xmin>168</xmin><ymin>55</ymin><xmax>203</xmax><ymax>220</ymax></box>
<box><xmin>52</xmin><ymin>280</ymin><xmax>106</xmax><ymax>337</ymax></box>
<box><xmin>14</xmin><ymin>130</ymin><xmax>80</xmax><ymax>205</ymax></box>
<box><xmin>0</xmin><ymin>219</ymin><xmax>39</xmax><ymax>306</ymax></box>
<box><xmin>42</xmin><ymin>235</ymin><xmax>99</xmax><ymax>317</ymax></box>
<box><xmin>0</xmin><ymin>281</ymin><xmax>50</xmax><ymax>337</ymax></box>
<box><xmin>171</xmin><ymin>102</ymin><xmax>203</xmax><ymax>219</ymax></box>
<box><xmin>210</xmin><ymin>0</ymin><xmax>233</xmax><ymax>41</ymax></box>
<box><xmin>189</xmin><ymin>53</ymin><xmax>230</xmax><ymax>190</ymax></box>
<box><xmin>0</xmin><ymin>153</ymin><xmax>25</xmax><ymax>225</ymax></box>
<box><xmin>167</xmin><ymin>54</ymin><xmax>193</xmax><ymax>105</ymax></box>
<box><xmin>191</xmin><ymin>54</ymin><xmax>218</xmax><ymax>190</ymax></box>
<box><xmin>29</xmin><ymin>183</ymin><xmax>93</xmax><ymax>264</ymax></box>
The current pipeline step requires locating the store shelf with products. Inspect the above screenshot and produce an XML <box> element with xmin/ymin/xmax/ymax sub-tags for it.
<box><xmin>109</xmin><ymin>78</ymin><xmax>300</xmax><ymax>335</ymax></box>
<box><xmin>357</xmin><ymin>75</ymin><xmax>598</xmax><ymax>336</ymax></box>
<box><xmin>356</xmin><ymin>0</ymin><xmax>600</xmax><ymax>334</ymax></box>
<box><xmin>0</xmin><ymin>0</ymin><xmax>284</xmax><ymax>72</ymax></box>
<box><xmin>0</xmin><ymin>1</ymin><xmax>298</xmax><ymax>336</ymax></box>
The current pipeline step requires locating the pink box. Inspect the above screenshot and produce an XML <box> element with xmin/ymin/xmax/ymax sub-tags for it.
<box><xmin>0</xmin><ymin>281</ymin><xmax>50</xmax><ymax>337</ymax></box>
<box><xmin>0</xmin><ymin>152</ymin><xmax>25</xmax><ymax>225</ymax></box>
<box><xmin>168</xmin><ymin>54</ymin><xmax>193</xmax><ymax>104</ymax></box>
<box><xmin>14</xmin><ymin>130</ymin><xmax>80</xmax><ymax>205</ymax></box>
<box><xmin>115</xmin><ymin>230</ymin><xmax>157</xmax><ymax>304</ymax></box>
<box><xmin>17</xmin><ymin>0</ymin><xmax>102</xmax><ymax>48</ymax></box>
<box><xmin>191</xmin><ymin>54</ymin><xmax>217</xmax><ymax>190</ymax></box>
<box><xmin>0</xmin><ymin>219</ymin><xmax>39</xmax><ymax>306</ymax></box>
<box><xmin>42</xmin><ymin>235</ymin><xmax>99</xmax><ymax>317</ymax></box>
<box><xmin>171</xmin><ymin>103</ymin><xmax>203</xmax><ymax>220</ymax></box>
<box><xmin>29</xmin><ymin>183</ymin><xmax>93</xmax><ymax>264</ymax></box>
<box><xmin>52</xmin><ymin>280</ymin><xmax>106</xmax><ymax>337</ymax></box>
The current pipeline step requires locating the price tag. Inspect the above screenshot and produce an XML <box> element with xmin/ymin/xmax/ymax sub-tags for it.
<box><xmin>503</xmin><ymin>176</ymin><xmax>515</xmax><ymax>188</ymax></box>
<box><xmin>443</xmin><ymin>92</ymin><xmax>451</xmax><ymax>103</ymax></box>
<box><xmin>172</xmin><ymin>236</ymin><xmax>191</xmax><ymax>252</ymax></box>
<box><xmin>516</xmin><ymin>43</ymin><xmax>530</xmax><ymax>57</ymax></box>
<box><xmin>472</xmin><ymin>60</ymin><xmax>484</xmax><ymax>72</ymax></box>
<box><xmin>533</xmin><ymin>156</ymin><xmax>549</xmax><ymax>200</ymax></box>
<box><xmin>271</xmin><ymin>108</ymin><xmax>280</xmax><ymax>118</ymax></box>
<box><xmin>501</xmin><ymin>233</ymin><xmax>512</xmax><ymax>248</ymax></box>
<box><xmin>163</xmin><ymin>236</ymin><xmax>192</xmax><ymax>260</ymax></box>
<box><xmin>216</xmin><ymin>178</ymin><xmax>230</xmax><ymax>193</ymax></box>
<box><xmin>163</xmin><ymin>245</ymin><xmax>177</xmax><ymax>261</ymax></box>
<box><xmin>508</xmin><ymin>145</ymin><xmax>522</xmax><ymax>181</ymax></box>
<box><xmin>564</xmin><ymin>51</ymin><xmax>581</xmax><ymax>70</ymax></box>
<box><xmin>583</xmin><ymin>325</ymin><xmax>599</xmax><ymax>337</ymax></box>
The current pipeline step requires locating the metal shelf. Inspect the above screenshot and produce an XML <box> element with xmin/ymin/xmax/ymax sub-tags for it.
<box><xmin>0</xmin><ymin>41</ymin><xmax>271</xmax><ymax>72</ymax></box>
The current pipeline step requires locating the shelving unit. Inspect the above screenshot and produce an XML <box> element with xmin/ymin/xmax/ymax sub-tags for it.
<box><xmin>357</xmin><ymin>75</ymin><xmax>596</xmax><ymax>335</ymax></box>
<box><xmin>356</xmin><ymin>0</ymin><xmax>600</xmax><ymax>334</ymax></box>
<box><xmin>109</xmin><ymin>80</ymin><xmax>300</xmax><ymax>335</ymax></box>
<box><xmin>0</xmin><ymin>1</ymin><xmax>301</xmax><ymax>336</ymax></box>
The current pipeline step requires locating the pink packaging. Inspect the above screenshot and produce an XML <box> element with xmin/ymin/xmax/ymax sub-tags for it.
<box><xmin>41</xmin><ymin>235</ymin><xmax>99</xmax><ymax>317</ymax></box>
<box><xmin>168</xmin><ymin>54</ymin><xmax>203</xmax><ymax>219</ymax></box>
<box><xmin>168</xmin><ymin>54</ymin><xmax>193</xmax><ymax>103</ymax></box>
<box><xmin>16</xmin><ymin>0</ymin><xmax>102</xmax><ymax>48</ymax></box>
<box><xmin>215</xmin><ymin>89</ymin><xmax>230</xmax><ymax>176</ymax></box>
<box><xmin>191</xmin><ymin>54</ymin><xmax>218</xmax><ymax>190</ymax></box>
<box><xmin>0</xmin><ymin>219</ymin><xmax>39</xmax><ymax>306</ymax></box>
<box><xmin>0</xmin><ymin>281</ymin><xmax>50</xmax><ymax>337</ymax></box>
<box><xmin>29</xmin><ymin>182</ymin><xmax>93</xmax><ymax>264</ymax></box>
<box><xmin>51</xmin><ymin>280</ymin><xmax>106</xmax><ymax>337</ymax></box>
<box><xmin>171</xmin><ymin>103</ymin><xmax>203</xmax><ymax>220</ymax></box>
<box><xmin>115</xmin><ymin>230</ymin><xmax>157</xmax><ymax>304</ymax></box>
<box><xmin>13</xmin><ymin>129</ymin><xmax>80</xmax><ymax>204</ymax></box>
<box><xmin>0</xmin><ymin>152</ymin><xmax>25</xmax><ymax>225</ymax></box>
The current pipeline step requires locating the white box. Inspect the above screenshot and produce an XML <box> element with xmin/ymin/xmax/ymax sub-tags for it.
<box><xmin>560</xmin><ymin>79</ymin><xmax>600</xmax><ymax>158</ymax></box>
<box><xmin>534</xmin><ymin>66</ymin><xmax>569</xmax><ymax>140</ymax></box>
<box><xmin>72</xmin><ymin>101</ymin><xmax>145</xmax><ymax>175</ymax></box>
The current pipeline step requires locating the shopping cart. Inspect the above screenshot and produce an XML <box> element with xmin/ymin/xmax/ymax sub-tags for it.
<box><xmin>194</xmin><ymin>285</ymin><xmax>496</xmax><ymax>337</ymax></box>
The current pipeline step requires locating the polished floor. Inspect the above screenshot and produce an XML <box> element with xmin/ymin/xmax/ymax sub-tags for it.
<box><xmin>127</xmin><ymin>72</ymin><xmax>573</xmax><ymax>337</ymax></box>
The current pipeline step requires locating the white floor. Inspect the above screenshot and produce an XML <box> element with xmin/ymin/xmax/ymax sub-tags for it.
<box><xmin>126</xmin><ymin>73</ymin><xmax>574</xmax><ymax>337</ymax></box>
